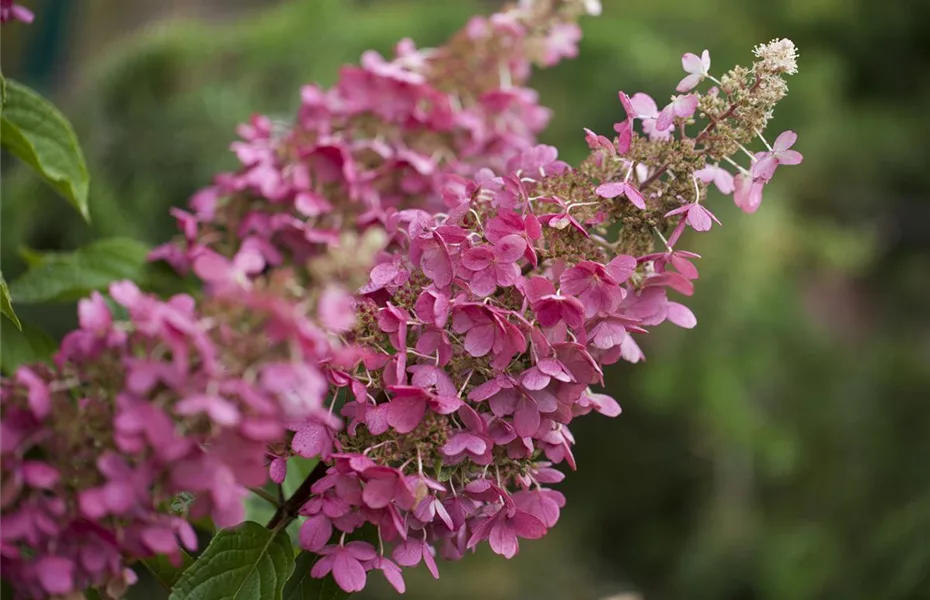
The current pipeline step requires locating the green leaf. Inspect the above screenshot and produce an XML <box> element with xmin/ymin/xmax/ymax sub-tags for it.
<box><xmin>169</xmin><ymin>521</ymin><xmax>294</xmax><ymax>600</ymax></box>
<box><xmin>141</xmin><ymin>550</ymin><xmax>196</xmax><ymax>590</ymax></box>
<box><xmin>8</xmin><ymin>238</ymin><xmax>150</xmax><ymax>304</ymax></box>
<box><xmin>0</xmin><ymin>318</ymin><xmax>56</xmax><ymax>375</ymax></box>
<box><xmin>0</xmin><ymin>272</ymin><xmax>21</xmax><ymax>330</ymax></box>
<box><xmin>283</xmin><ymin>552</ymin><xmax>350</xmax><ymax>600</ymax></box>
<box><xmin>0</xmin><ymin>78</ymin><xmax>90</xmax><ymax>221</ymax></box>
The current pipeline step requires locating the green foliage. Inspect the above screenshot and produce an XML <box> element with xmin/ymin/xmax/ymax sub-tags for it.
<box><xmin>0</xmin><ymin>272</ymin><xmax>20</xmax><ymax>330</ymax></box>
<box><xmin>168</xmin><ymin>522</ymin><xmax>294</xmax><ymax>600</ymax></box>
<box><xmin>142</xmin><ymin>550</ymin><xmax>196</xmax><ymax>590</ymax></box>
<box><xmin>8</xmin><ymin>237</ymin><xmax>150</xmax><ymax>304</ymax></box>
<box><xmin>283</xmin><ymin>553</ymin><xmax>350</xmax><ymax>600</ymax></box>
<box><xmin>0</xmin><ymin>78</ymin><xmax>90</xmax><ymax>221</ymax></box>
<box><xmin>0</xmin><ymin>318</ymin><xmax>56</xmax><ymax>375</ymax></box>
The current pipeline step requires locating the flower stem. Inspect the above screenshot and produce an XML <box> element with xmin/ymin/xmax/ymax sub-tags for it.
<box><xmin>248</xmin><ymin>486</ymin><xmax>280</xmax><ymax>507</ymax></box>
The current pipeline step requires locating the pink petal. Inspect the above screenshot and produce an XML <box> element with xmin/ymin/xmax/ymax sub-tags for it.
<box><xmin>666</xmin><ymin>301</ymin><xmax>697</xmax><ymax>328</ymax></box>
<box><xmin>332</xmin><ymin>552</ymin><xmax>367</xmax><ymax>593</ymax></box>
<box><xmin>495</xmin><ymin>234</ymin><xmax>527</xmax><ymax>263</ymax></box>
<box><xmin>773</xmin><ymin>130</ymin><xmax>797</xmax><ymax>152</ymax></box>
<box><xmin>22</xmin><ymin>462</ymin><xmax>60</xmax><ymax>489</ymax></box>
<box><xmin>300</xmin><ymin>515</ymin><xmax>332</xmax><ymax>552</ymax></box>
<box><xmin>587</xmin><ymin>392</ymin><xmax>622</xmax><ymax>417</ymax></box>
<box><xmin>510</xmin><ymin>511</ymin><xmax>548</xmax><ymax>540</ymax></box>
<box><xmin>461</xmin><ymin>247</ymin><xmax>494</xmax><ymax>270</ymax></box>
<box><xmin>655</xmin><ymin>105</ymin><xmax>674</xmax><ymax>131</ymax></box>
<box><xmin>37</xmin><ymin>556</ymin><xmax>74</xmax><ymax>595</ymax></box>
<box><xmin>673</xmin><ymin>94</ymin><xmax>700</xmax><ymax>118</ymax></box>
<box><xmin>513</xmin><ymin>398</ymin><xmax>541</xmax><ymax>438</ymax></box>
<box><xmin>629</xmin><ymin>93</ymin><xmax>659</xmax><ymax>118</ymax></box>
<box><xmin>464</xmin><ymin>323</ymin><xmax>496</xmax><ymax>357</ymax></box>
<box><xmin>752</xmin><ymin>154</ymin><xmax>778</xmax><ymax>181</ymax></box>
<box><xmin>386</xmin><ymin>396</ymin><xmax>427</xmax><ymax>434</ymax></box>
<box><xmin>779</xmin><ymin>149</ymin><xmax>803</xmax><ymax>165</ymax></box>
<box><xmin>141</xmin><ymin>527</ymin><xmax>178</xmax><ymax>554</ymax></box>
<box><xmin>687</xmin><ymin>205</ymin><xmax>712</xmax><ymax>232</ymax></box>
<box><xmin>681</xmin><ymin>52</ymin><xmax>704</xmax><ymax>74</ymax></box>
<box><xmin>346</xmin><ymin>541</ymin><xmax>377</xmax><ymax>561</ymax></box>
<box><xmin>676</xmin><ymin>73</ymin><xmax>703</xmax><ymax>93</ymax></box>
<box><xmin>380</xmin><ymin>560</ymin><xmax>406</xmax><ymax>593</ymax></box>
<box><xmin>595</xmin><ymin>182</ymin><xmax>626</xmax><ymax>199</ymax></box>
<box><xmin>269</xmin><ymin>458</ymin><xmax>287</xmax><ymax>484</ymax></box>
<box><xmin>291</xmin><ymin>421</ymin><xmax>330</xmax><ymax>458</ymax></box>
<box><xmin>606</xmin><ymin>255</ymin><xmax>637</xmax><ymax>282</ymax></box>
<box><xmin>624</xmin><ymin>184</ymin><xmax>646</xmax><ymax>209</ymax></box>
<box><xmin>489</xmin><ymin>520</ymin><xmax>519</xmax><ymax>559</ymax></box>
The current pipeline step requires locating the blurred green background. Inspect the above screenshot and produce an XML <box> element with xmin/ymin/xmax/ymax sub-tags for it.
<box><xmin>2</xmin><ymin>0</ymin><xmax>929</xmax><ymax>598</ymax></box>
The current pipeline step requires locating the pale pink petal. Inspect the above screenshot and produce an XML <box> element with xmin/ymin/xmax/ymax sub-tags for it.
<box><xmin>595</xmin><ymin>182</ymin><xmax>626</xmax><ymax>199</ymax></box>
<box><xmin>779</xmin><ymin>150</ymin><xmax>803</xmax><ymax>165</ymax></box>
<box><xmin>676</xmin><ymin>73</ymin><xmax>703</xmax><ymax>93</ymax></box>
<box><xmin>667</xmin><ymin>301</ymin><xmax>697</xmax><ymax>328</ymax></box>
<box><xmin>773</xmin><ymin>130</ymin><xmax>797</xmax><ymax>152</ymax></box>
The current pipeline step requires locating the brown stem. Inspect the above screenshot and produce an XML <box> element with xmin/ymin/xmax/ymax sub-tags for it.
<box><xmin>265</xmin><ymin>460</ymin><xmax>329</xmax><ymax>530</ymax></box>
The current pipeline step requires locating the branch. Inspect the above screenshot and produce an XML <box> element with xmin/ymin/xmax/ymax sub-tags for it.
<box><xmin>265</xmin><ymin>460</ymin><xmax>329</xmax><ymax>530</ymax></box>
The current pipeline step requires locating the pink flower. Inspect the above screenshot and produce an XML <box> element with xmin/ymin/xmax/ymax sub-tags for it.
<box><xmin>521</xmin><ymin>277</ymin><xmax>585</xmax><ymax>329</ymax></box>
<box><xmin>676</xmin><ymin>50</ymin><xmax>711</xmax><ymax>92</ymax></box>
<box><xmin>664</xmin><ymin>203</ymin><xmax>722</xmax><ymax>232</ymax></box>
<box><xmin>312</xmin><ymin>542</ymin><xmax>377</xmax><ymax>593</ymax></box>
<box><xmin>752</xmin><ymin>131</ymin><xmax>803</xmax><ymax>181</ymax></box>
<box><xmin>467</xmin><ymin>507</ymin><xmax>547</xmax><ymax>559</ymax></box>
<box><xmin>694</xmin><ymin>164</ymin><xmax>735</xmax><ymax>195</ymax></box>
<box><xmin>0</xmin><ymin>0</ymin><xmax>33</xmax><ymax>24</ymax></box>
<box><xmin>461</xmin><ymin>234</ymin><xmax>527</xmax><ymax>297</ymax></box>
<box><xmin>733</xmin><ymin>173</ymin><xmax>765</xmax><ymax>213</ymax></box>
<box><xmin>392</xmin><ymin>538</ymin><xmax>440</xmax><ymax>578</ymax></box>
<box><xmin>385</xmin><ymin>386</ymin><xmax>462</xmax><ymax>434</ymax></box>
<box><xmin>540</xmin><ymin>22</ymin><xmax>582</xmax><ymax>67</ymax></box>
<box><xmin>559</xmin><ymin>261</ymin><xmax>627</xmax><ymax>318</ymax></box>
<box><xmin>655</xmin><ymin>94</ymin><xmax>699</xmax><ymax>131</ymax></box>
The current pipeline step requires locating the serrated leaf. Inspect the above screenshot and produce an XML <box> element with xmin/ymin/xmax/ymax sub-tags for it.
<box><xmin>0</xmin><ymin>78</ymin><xmax>90</xmax><ymax>221</ymax></box>
<box><xmin>169</xmin><ymin>521</ymin><xmax>294</xmax><ymax>600</ymax></box>
<box><xmin>141</xmin><ymin>549</ymin><xmax>196</xmax><ymax>590</ymax></box>
<box><xmin>283</xmin><ymin>552</ymin><xmax>350</xmax><ymax>600</ymax></box>
<box><xmin>0</xmin><ymin>318</ymin><xmax>56</xmax><ymax>375</ymax></box>
<box><xmin>0</xmin><ymin>272</ymin><xmax>21</xmax><ymax>330</ymax></box>
<box><xmin>8</xmin><ymin>238</ymin><xmax>150</xmax><ymax>304</ymax></box>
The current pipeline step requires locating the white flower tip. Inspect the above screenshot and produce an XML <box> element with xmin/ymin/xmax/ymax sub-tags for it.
<box><xmin>753</xmin><ymin>38</ymin><xmax>799</xmax><ymax>75</ymax></box>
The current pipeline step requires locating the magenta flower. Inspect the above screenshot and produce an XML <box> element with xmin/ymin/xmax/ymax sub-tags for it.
<box><xmin>311</xmin><ymin>542</ymin><xmax>378</xmax><ymax>593</ymax></box>
<box><xmin>467</xmin><ymin>507</ymin><xmax>547</xmax><ymax>559</ymax></box>
<box><xmin>752</xmin><ymin>131</ymin><xmax>803</xmax><ymax>181</ymax></box>
<box><xmin>385</xmin><ymin>386</ymin><xmax>462</xmax><ymax>434</ymax></box>
<box><xmin>676</xmin><ymin>50</ymin><xmax>711</xmax><ymax>92</ymax></box>
<box><xmin>461</xmin><ymin>234</ymin><xmax>527</xmax><ymax>296</ymax></box>
<box><xmin>559</xmin><ymin>261</ymin><xmax>628</xmax><ymax>318</ymax></box>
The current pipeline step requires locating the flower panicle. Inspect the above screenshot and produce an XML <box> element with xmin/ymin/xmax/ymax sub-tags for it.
<box><xmin>0</xmin><ymin>2</ymin><xmax>802</xmax><ymax>596</ymax></box>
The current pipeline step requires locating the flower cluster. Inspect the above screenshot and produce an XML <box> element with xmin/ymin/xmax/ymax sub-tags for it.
<box><xmin>0</xmin><ymin>1</ymin><xmax>802</xmax><ymax>597</ymax></box>
<box><xmin>0</xmin><ymin>272</ymin><xmax>360</xmax><ymax>597</ymax></box>
<box><xmin>0</xmin><ymin>0</ymin><xmax>33</xmax><ymax>24</ymax></box>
